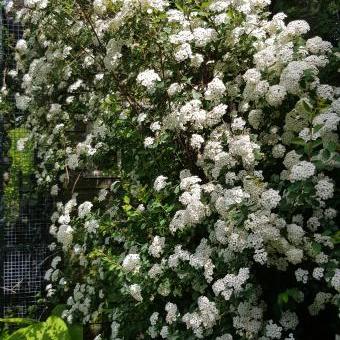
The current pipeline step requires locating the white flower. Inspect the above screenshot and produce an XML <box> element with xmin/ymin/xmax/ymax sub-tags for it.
<box><xmin>266</xmin><ymin>85</ymin><xmax>287</xmax><ymax>106</ymax></box>
<box><xmin>192</xmin><ymin>28</ymin><xmax>217</xmax><ymax>47</ymax></box>
<box><xmin>78</xmin><ymin>201</ymin><xmax>93</xmax><ymax>218</ymax></box>
<box><xmin>169</xmin><ymin>30</ymin><xmax>193</xmax><ymax>44</ymax></box>
<box><xmin>129</xmin><ymin>284</ymin><xmax>143</xmax><ymax>301</ymax></box>
<box><xmin>243</xmin><ymin>69</ymin><xmax>261</xmax><ymax>83</ymax></box>
<box><xmin>315</xmin><ymin>178</ymin><xmax>334</xmax><ymax>200</ymax></box>
<box><xmin>148</xmin><ymin>263</ymin><xmax>163</xmax><ymax>278</ymax></box>
<box><xmin>306</xmin><ymin>36</ymin><xmax>332</xmax><ymax>54</ymax></box>
<box><xmin>24</xmin><ymin>0</ymin><xmax>48</xmax><ymax>9</ymax></box>
<box><xmin>16</xmin><ymin>39</ymin><xmax>28</xmax><ymax>53</ymax></box>
<box><xmin>167</xmin><ymin>83</ymin><xmax>182</xmax><ymax>96</ymax></box>
<box><xmin>50</xmin><ymin>185</ymin><xmax>59</xmax><ymax>196</ymax></box>
<box><xmin>280</xmin><ymin>61</ymin><xmax>315</xmax><ymax>95</ymax></box>
<box><xmin>67</xmin><ymin>154</ymin><xmax>79</xmax><ymax>170</ymax></box>
<box><xmin>205</xmin><ymin>78</ymin><xmax>226</xmax><ymax>101</ymax></box>
<box><xmin>68</xmin><ymin>79</ymin><xmax>83</xmax><ymax>93</ymax></box>
<box><xmin>313</xmin><ymin>110</ymin><xmax>340</xmax><ymax>132</ymax></box>
<box><xmin>137</xmin><ymin>69</ymin><xmax>161</xmax><ymax>90</ymax></box>
<box><xmin>316</xmin><ymin>85</ymin><xmax>334</xmax><ymax>101</ymax></box>
<box><xmin>260</xmin><ymin>189</ymin><xmax>281</xmax><ymax>210</ymax></box>
<box><xmin>159</xmin><ymin>326</ymin><xmax>168</xmax><ymax>338</ymax></box>
<box><xmin>254</xmin><ymin>248</ymin><xmax>268</xmax><ymax>265</ymax></box>
<box><xmin>295</xmin><ymin>268</ymin><xmax>309</xmax><ymax>284</ymax></box>
<box><xmin>248</xmin><ymin>109</ymin><xmax>263</xmax><ymax>129</ymax></box>
<box><xmin>15</xmin><ymin>94</ymin><xmax>31</xmax><ymax>110</ymax></box>
<box><xmin>265</xmin><ymin>320</ymin><xmax>282</xmax><ymax>339</ymax></box>
<box><xmin>147</xmin><ymin>0</ymin><xmax>169</xmax><ymax>12</ymax></box>
<box><xmin>216</xmin><ymin>335</ymin><xmax>233</xmax><ymax>340</ymax></box>
<box><xmin>110</xmin><ymin>320</ymin><xmax>120</xmax><ymax>340</ymax></box>
<box><xmin>331</xmin><ymin>269</ymin><xmax>340</xmax><ymax>292</ymax></box>
<box><xmin>312</xmin><ymin>267</ymin><xmax>324</xmax><ymax>280</ymax></box>
<box><xmin>286</xmin><ymin>20</ymin><xmax>310</xmax><ymax>35</ymax></box>
<box><xmin>287</xmin><ymin>224</ymin><xmax>305</xmax><ymax>244</ymax></box>
<box><xmin>272</xmin><ymin>144</ymin><xmax>286</xmax><ymax>158</ymax></box>
<box><xmin>190</xmin><ymin>134</ymin><xmax>204</xmax><ymax>149</ymax></box>
<box><xmin>57</xmin><ymin>224</ymin><xmax>73</xmax><ymax>248</ymax></box>
<box><xmin>149</xmin><ymin>236</ymin><xmax>166</xmax><ymax>258</ymax></box>
<box><xmin>17</xmin><ymin>137</ymin><xmax>29</xmax><ymax>151</ymax></box>
<box><xmin>283</xmin><ymin>151</ymin><xmax>301</xmax><ymax>169</ymax></box>
<box><xmin>150</xmin><ymin>121</ymin><xmax>161</xmax><ymax>132</ymax></box>
<box><xmin>290</xmin><ymin>161</ymin><xmax>316</xmax><ymax>182</ymax></box>
<box><xmin>98</xmin><ymin>189</ymin><xmax>108</xmax><ymax>202</ymax></box>
<box><xmin>93</xmin><ymin>0</ymin><xmax>107</xmax><ymax>15</ymax></box>
<box><xmin>144</xmin><ymin>137</ymin><xmax>155</xmax><ymax>148</ymax></box>
<box><xmin>5</xmin><ymin>0</ymin><xmax>13</xmax><ymax>12</ymax></box>
<box><xmin>174</xmin><ymin>43</ymin><xmax>192</xmax><ymax>62</ymax></box>
<box><xmin>138</xmin><ymin>113</ymin><xmax>148</xmax><ymax>124</ymax></box>
<box><xmin>154</xmin><ymin>175</ymin><xmax>168</xmax><ymax>191</ymax></box>
<box><xmin>231</xmin><ymin>117</ymin><xmax>246</xmax><ymax>131</ymax></box>
<box><xmin>85</xmin><ymin>219</ymin><xmax>99</xmax><ymax>233</ymax></box>
<box><xmin>190</xmin><ymin>53</ymin><xmax>204</xmax><ymax>68</ymax></box>
<box><xmin>165</xmin><ymin>302</ymin><xmax>178</xmax><ymax>324</ymax></box>
<box><xmin>216</xmin><ymin>187</ymin><xmax>250</xmax><ymax>215</ymax></box>
<box><xmin>150</xmin><ymin>312</ymin><xmax>159</xmax><ymax>326</ymax></box>
<box><xmin>280</xmin><ymin>311</ymin><xmax>299</xmax><ymax>331</ymax></box>
<box><xmin>122</xmin><ymin>254</ymin><xmax>141</xmax><ymax>273</ymax></box>
<box><xmin>286</xmin><ymin>248</ymin><xmax>303</xmax><ymax>264</ymax></box>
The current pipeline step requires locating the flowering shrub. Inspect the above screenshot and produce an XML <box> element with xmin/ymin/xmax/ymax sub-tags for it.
<box><xmin>8</xmin><ymin>0</ymin><xmax>340</xmax><ymax>338</ymax></box>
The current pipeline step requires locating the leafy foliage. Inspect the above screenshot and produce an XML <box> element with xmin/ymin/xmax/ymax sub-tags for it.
<box><xmin>0</xmin><ymin>316</ymin><xmax>83</xmax><ymax>340</ymax></box>
<box><xmin>3</xmin><ymin>128</ymin><xmax>34</xmax><ymax>221</ymax></box>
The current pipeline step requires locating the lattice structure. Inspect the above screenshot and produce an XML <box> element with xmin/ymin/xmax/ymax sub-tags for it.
<box><xmin>0</xmin><ymin>2</ymin><xmax>51</xmax><ymax>319</ymax></box>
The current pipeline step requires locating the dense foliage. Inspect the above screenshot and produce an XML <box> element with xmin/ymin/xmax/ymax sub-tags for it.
<box><xmin>4</xmin><ymin>0</ymin><xmax>340</xmax><ymax>339</ymax></box>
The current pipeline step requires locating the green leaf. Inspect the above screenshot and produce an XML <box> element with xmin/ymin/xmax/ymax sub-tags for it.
<box><xmin>43</xmin><ymin>316</ymin><xmax>70</xmax><ymax>340</ymax></box>
<box><xmin>0</xmin><ymin>318</ymin><xmax>36</xmax><ymax>325</ymax></box>
<box><xmin>311</xmin><ymin>242</ymin><xmax>322</xmax><ymax>253</ymax></box>
<box><xmin>8</xmin><ymin>323</ymin><xmax>45</xmax><ymax>340</ymax></box>
<box><xmin>68</xmin><ymin>324</ymin><xmax>83</xmax><ymax>340</ymax></box>
<box><xmin>175</xmin><ymin>1</ymin><xmax>184</xmax><ymax>11</ymax></box>
<box><xmin>325</xmin><ymin>141</ymin><xmax>337</xmax><ymax>152</ymax></box>
<box><xmin>331</xmin><ymin>231</ymin><xmax>340</xmax><ymax>245</ymax></box>
<box><xmin>302</xmin><ymin>99</ymin><xmax>313</xmax><ymax>112</ymax></box>
<box><xmin>278</xmin><ymin>292</ymin><xmax>289</xmax><ymax>305</ymax></box>
<box><xmin>321</xmin><ymin>149</ymin><xmax>331</xmax><ymax>161</ymax></box>
<box><xmin>277</xmin><ymin>288</ymin><xmax>301</xmax><ymax>306</ymax></box>
<box><xmin>51</xmin><ymin>305</ymin><xmax>67</xmax><ymax>317</ymax></box>
<box><xmin>200</xmin><ymin>0</ymin><xmax>213</xmax><ymax>9</ymax></box>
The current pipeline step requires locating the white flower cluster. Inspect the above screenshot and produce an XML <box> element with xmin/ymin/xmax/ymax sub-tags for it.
<box><xmin>137</xmin><ymin>69</ymin><xmax>161</xmax><ymax>91</ymax></box>
<box><xmin>149</xmin><ymin>236</ymin><xmax>166</xmax><ymax>258</ymax></box>
<box><xmin>154</xmin><ymin>175</ymin><xmax>168</xmax><ymax>191</ymax></box>
<box><xmin>212</xmin><ymin>268</ymin><xmax>250</xmax><ymax>301</ymax></box>
<box><xmin>122</xmin><ymin>254</ymin><xmax>141</xmax><ymax>273</ymax></box>
<box><xmin>182</xmin><ymin>296</ymin><xmax>220</xmax><ymax>338</ymax></box>
<box><xmin>169</xmin><ymin>173</ymin><xmax>209</xmax><ymax>233</ymax></box>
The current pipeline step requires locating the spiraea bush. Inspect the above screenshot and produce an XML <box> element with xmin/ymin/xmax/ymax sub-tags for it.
<box><xmin>6</xmin><ymin>0</ymin><xmax>340</xmax><ymax>338</ymax></box>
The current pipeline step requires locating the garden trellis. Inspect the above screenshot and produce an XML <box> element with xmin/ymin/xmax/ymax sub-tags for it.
<box><xmin>0</xmin><ymin>2</ymin><xmax>51</xmax><ymax>319</ymax></box>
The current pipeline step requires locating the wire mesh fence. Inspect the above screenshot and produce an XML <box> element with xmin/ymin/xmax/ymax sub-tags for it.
<box><xmin>0</xmin><ymin>3</ymin><xmax>52</xmax><ymax>319</ymax></box>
